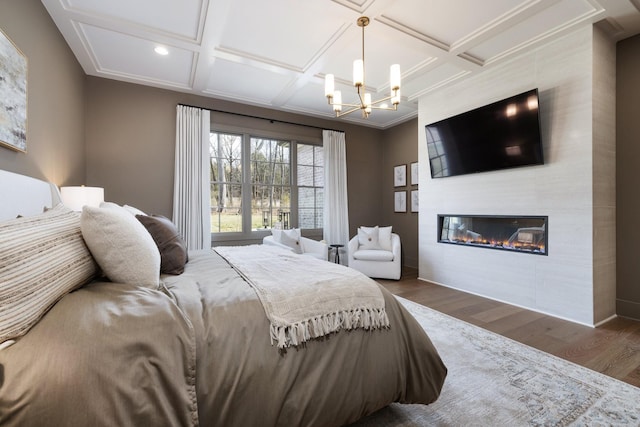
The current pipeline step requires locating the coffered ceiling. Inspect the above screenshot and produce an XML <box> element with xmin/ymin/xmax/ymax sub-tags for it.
<box><xmin>42</xmin><ymin>0</ymin><xmax>640</xmax><ymax>129</ymax></box>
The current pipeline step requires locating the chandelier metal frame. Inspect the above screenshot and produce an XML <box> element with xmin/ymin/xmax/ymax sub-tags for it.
<box><xmin>324</xmin><ymin>16</ymin><xmax>401</xmax><ymax>118</ymax></box>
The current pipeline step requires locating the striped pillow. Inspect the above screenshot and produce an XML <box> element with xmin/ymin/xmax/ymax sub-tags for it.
<box><xmin>0</xmin><ymin>204</ymin><xmax>97</xmax><ymax>343</ymax></box>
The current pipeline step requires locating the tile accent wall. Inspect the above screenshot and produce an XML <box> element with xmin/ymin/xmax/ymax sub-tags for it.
<box><xmin>418</xmin><ymin>26</ymin><xmax>616</xmax><ymax>326</ymax></box>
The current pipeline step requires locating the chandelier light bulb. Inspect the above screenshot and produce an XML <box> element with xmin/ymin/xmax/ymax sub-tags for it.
<box><xmin>364</xmin><ymin>93</ymin><xmax>372</xmax><ymax>114</ymax></box>
<box><xmin>353</xmin><ymin>59</ymin><xmax>364</xmax><ymax>87</ymax></box>
<box><xmin>390</xmin><ymin>64</ymin><xmax>401</xmax><ymax>91</ymax></box>
<box><xmin>325</xmin><ymin>74</ymin><xmax>335</xmax><ymax>98</ymax></box>
<box><xmin>392</xmin><ymin>89</ymin><xmax>401</xmax><ymax>106</ymax></box>
<box><xmin>333</xmin><ymin>91</ymin><xmax>342</xmax><ymax>112</ymax></box>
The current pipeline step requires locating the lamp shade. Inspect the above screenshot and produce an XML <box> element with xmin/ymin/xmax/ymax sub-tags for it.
<box><xmin>324</xmin><ymin>74</ymin><xmax>335</xmax><ymax>97</ymax></box>
<box><xmin>364</xmin><ymin>93</ymin><xmax>372</xmax><ymax>114</ymax></box>
<box><xmin>353</xmin><ymin>59</ymin><xmax>364</xmax><ymax>87</ymax></box>
<box><xmin>60</xmin><ymin>186</ymin><xmax>104</xmax><ymax>211</ymax></box>
<box><xmin>390</xmin><ymin>64</ymin><xmax>401</xmax><ymax>91</ymax></box>
<box><xmin>333</xmin><ymin>91</ymin><xmax>342</xmax><ymax>112</ymax></box>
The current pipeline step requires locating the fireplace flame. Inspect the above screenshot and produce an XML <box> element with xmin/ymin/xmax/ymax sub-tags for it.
<box><xmin>447</xmin><ymin>236</ymin><xmax>545</xmax><ymax>254</ymax></box>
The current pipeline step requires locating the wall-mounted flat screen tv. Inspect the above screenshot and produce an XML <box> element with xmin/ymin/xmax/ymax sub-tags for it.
<box><xmin>425</xmin><ymin>88</ymin><xmax>544</xmax><ymax>178</ymax></box>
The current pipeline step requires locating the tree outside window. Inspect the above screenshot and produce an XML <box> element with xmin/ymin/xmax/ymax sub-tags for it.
<box><xmin>251</xmin><ymin>138</ymin><xmax>290</xmax><ymax>230</ymax></box>
<box><xmin>210</xmin><ymin>132</ymin><xmax>242</xmax><ymax>233</ymax></box>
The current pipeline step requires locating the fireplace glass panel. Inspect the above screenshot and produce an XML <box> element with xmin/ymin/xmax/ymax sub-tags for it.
<box><xmin>438</xmin><ymin>215</ymin><xmax>547</xmax><ymax>255</ymax></box>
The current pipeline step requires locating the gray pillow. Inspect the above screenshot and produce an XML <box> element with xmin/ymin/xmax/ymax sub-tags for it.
<box><xmin>136</xmin><ymin>214</ymin><xmax>188</xmax><ymax>275</ymax></box>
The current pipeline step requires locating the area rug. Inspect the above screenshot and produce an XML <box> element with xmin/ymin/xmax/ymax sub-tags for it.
<box><xmin>350</xmin><ymin>297</ymin><xmax>640</xmax><ymax>426</ymax></box>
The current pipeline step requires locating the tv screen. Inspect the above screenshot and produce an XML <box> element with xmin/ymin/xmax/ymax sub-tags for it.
<box><xmin>425</xmin><ymin>89</ymin><xmax>544</xmax><ymax>178</ymax></box>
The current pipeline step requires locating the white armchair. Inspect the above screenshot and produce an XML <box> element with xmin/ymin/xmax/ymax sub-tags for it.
<box><xmin>348</xmin><ymin>232</ymin><xmax>401</xmax><ymax>280</ymax></box>
<box><xmin>263</xmin><ymin>235</ymin><xmax>328</xmax><ymax>261</ymax></box>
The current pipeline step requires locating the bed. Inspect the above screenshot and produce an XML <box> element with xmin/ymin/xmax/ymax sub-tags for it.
<box><xmin>0</xmin><ymin>169</ymin><xmax>447</xmax><ymax>426</ymax></box>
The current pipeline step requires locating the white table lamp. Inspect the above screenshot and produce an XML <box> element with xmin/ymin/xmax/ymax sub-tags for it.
<box><xmin>60</xmin><ymin>186</ymin><xmax>104</xmax><ymax>211</ymax></box>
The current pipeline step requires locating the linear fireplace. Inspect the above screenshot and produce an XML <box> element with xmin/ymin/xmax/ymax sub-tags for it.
<box><xmin>438</xmin><ymin>215</ymin><xmax>548</xmax><ymax>255</ymax></box>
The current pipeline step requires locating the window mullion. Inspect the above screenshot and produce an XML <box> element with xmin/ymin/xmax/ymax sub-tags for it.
<box><xmin>241</xmin><ymin>133</ymin><xmax>252</xmax><ymax>234</ymax></box>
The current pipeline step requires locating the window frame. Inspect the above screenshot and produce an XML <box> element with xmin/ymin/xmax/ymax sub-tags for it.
<box><xmin>209</xmin><ymin>124</ymin><xmax>323</xmax><ymax>243</ymax></box>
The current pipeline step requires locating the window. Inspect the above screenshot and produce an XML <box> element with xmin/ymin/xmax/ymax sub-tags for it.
<box><xmin>210</xmin><ymin>132</ymin><xmax>242</xmax><ymax>233</ymax></box>
<box><xmin>209</xmin><ymin>131</ymin><xmax>323</xmax><ymax>237</ymax></box>
<box><xmin>251</xmin><ymin>138</ymin><xmax>291</xmax><ymax>230</ymax></box>
<box><xmin>297</xmin><ymin>144</ymin><xmax>323</xmax><ymax>229</ymax></box>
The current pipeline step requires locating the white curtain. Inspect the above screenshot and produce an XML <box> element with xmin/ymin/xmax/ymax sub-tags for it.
<box><xmin>173</xmin><ymin>105</ymin><xmax>211</xmax><ymax>250</ymax></box>
<box><xmin>323</xmin><ymin>130</ymin><xmax>349</xmax><ymax>263</ymax></box>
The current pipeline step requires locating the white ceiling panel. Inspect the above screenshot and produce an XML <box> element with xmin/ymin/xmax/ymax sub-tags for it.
<box><xmin>402</xmin><ymin>62</ymin><xmax>471</xmax><ymax>100</ymax></box>
<box><xmin>41</xmin><ymin>0</ymin><xmax>640</xmax><ymax>129</ymax></box>
<box><xmin>81</xmin><ymin>24</ymin><xmax>195</xmax><ymax>87</ymax></box>
<box><xmin>466</xmin><ymin>0</ymin><xmax>604</xmax><ymax>63</ymax></box>
<box><xmin>381</xmin><ymin>0</ymin><xmax>524</xmax><ymax>47</ymax></box>
<box><xmin>286</xmin><ymin>82</ymin><xmax>337</xmax><ymax>114</ymax></box>
<box><xmin>204</xmin><ymin>58</ymin><xmax>294</xmax><ymax>104</ymax></box>
<box><xmin>219</xmin><ymin>0</ymin><xmax>347</xmax><ymax>70</ymax></box>
<box><xmin>66</xmin><ymin>0</ymin><xmax>205</xmax><ymax>40</ymax></box>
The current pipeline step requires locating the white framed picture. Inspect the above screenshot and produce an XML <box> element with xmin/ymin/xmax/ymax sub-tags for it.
<box><xmin>394</xmin><ymin>191</ymin><xmax>407</xmax><ymax>213</ymax></box>
<box><xmin>394</xmin><ymin>164</ymin><xmax>407</xmax><ymax>187</ymax></box>
<box><xmin>411</xmin><ymin>190</ymin><xmax>419</xmax><ymax>213</ymax></box>
<box><xmin>410</xmin><ymin>162</ymin><xmax>419</xmax><ymax>186</ymax></box>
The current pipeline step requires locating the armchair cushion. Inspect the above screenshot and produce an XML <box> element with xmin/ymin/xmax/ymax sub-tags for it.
<box><xmin>358</xmin><ymin>225</ymin><xmax>393</xmax><ymax>251</ymax></box>
<box><xmin>263</xmin><ymin>235</ymin><xmax>328</xmax><ymax>261</ymax></box>
<box><xmin>358</xmin><ymin>226</ymin><xmax>380</xmax><ymax>250</ymax></box>
<box><xmin>271</xmin><ymin>228</ymin><xmax>303</xmax><ymax>254</ymax></box>
<box><xmin>352</xmin><ymin>249</ymin><xmax>394</xmax><ymax>262</ymax></box>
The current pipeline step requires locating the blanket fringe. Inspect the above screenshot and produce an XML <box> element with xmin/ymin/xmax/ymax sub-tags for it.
<box><xmin>270</xmin><ymin>308</ymin><xmax>390</xmax><ymax>349</ymax></box>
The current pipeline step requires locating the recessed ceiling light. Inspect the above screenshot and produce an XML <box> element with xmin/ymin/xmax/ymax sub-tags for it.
<box><xmin>154</xmin><ymin>46</ymin><xmax>169</xmax><ymax>56</ymax></box>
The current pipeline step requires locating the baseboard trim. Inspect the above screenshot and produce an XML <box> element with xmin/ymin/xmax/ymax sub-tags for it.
<box><xmin>616</xmin><ymin>299</ymin><xmax>640</xmax><ymax>321</ymax></box>
<box><xmin>416</xmin><ymin>277</ymin><xmax>596</xmax><ymax>328</ymax></box>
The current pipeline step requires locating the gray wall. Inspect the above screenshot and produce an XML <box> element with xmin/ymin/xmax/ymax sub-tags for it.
<box><xmin>616</xmin><ymin>33</ymin><xmax>640</xmax><ymax>320</ymax></box>
<box><xmin>382</xmin><ymin>119</ymin><xmax>419</xmax><ymax>268</ymax></box>
<box><xmin>0</xmin><ymin>0</ymin><xmax>86</xmax><ymax>186</ymax></box>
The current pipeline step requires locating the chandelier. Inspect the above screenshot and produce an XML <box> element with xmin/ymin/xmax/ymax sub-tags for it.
<box><xmin>324</xmin><ymin>16</ymin><xmax>401</xmax><ymax>118</ymax></box>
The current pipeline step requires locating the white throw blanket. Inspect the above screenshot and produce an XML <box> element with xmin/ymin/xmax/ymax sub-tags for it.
<box><xmin>214</xmin><ymin>245</ymin><xmax>389</xmax><ymax>349</ymax></box>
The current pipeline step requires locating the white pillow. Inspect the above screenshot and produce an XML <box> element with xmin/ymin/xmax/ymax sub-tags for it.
<box><xmin>81</xmin><ymin>205</ymin><xmax>160</xmax><ymax>289</ymax></box>
<box><xmin>272</xmin><ymin>228</ymin><xmax>303</xmax><ymax>254</ymax></box>
<box><xmin>360</xmin><ymin>226</ymin><xmax>392</xmax><ymax>251</ymax></box>
<box><xmin>100</xmin><ymin>201</ymin><xmax>147</xmax><ymax>217</ymax></box>
<box><xmin>358</xmin><ymin>226</ymin><xmax>381</xmax><ymax>250</ymax></box>
<box><xmin>271</xmin><ymin>228</ymin><xmax>282</xmax><ymax>241</ymax></box>
<box><xmin>378</xmin><ymin>226</ymin><xmax>393</xmax><ymax>251</ymax></box>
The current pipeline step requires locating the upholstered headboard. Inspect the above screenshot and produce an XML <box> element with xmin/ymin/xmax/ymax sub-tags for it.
<box><xmin>0</xmin><ymin>170</ymin><xmax>61</xmax><ymax>221</ymax></box>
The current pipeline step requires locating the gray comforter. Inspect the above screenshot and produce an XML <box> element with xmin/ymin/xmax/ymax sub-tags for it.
<box><xmin>0</xmin><ymin>250</ymin><xmax>446</xmax><ymax>426</ymax></box>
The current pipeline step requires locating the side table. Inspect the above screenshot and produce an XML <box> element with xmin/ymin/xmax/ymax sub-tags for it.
<box><xmin>329</xmin><ymin>244</ymin><xmax>344</xmax><ymax>264</ymax></box>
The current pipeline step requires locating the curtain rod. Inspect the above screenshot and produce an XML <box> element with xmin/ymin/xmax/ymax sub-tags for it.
<box><xmin>177</xmin><ymin>103</ymin><xmax>344</xmax><ymax>133</ymax></box>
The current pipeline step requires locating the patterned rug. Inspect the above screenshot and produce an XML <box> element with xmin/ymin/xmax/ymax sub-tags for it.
<box><xmin>351</xmin><ymin>297</ymin><xmax>640</xmax><ymax>426</ymax></box>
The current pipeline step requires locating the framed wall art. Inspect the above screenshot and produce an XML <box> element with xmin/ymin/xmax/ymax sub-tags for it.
<box><xmin>410</xmin><ymin>162</ymin><xmax>419</xmax><ymax>186</ymax></box>
<box><xmin>411</xmin><ymin>190</ymin><xmax>419</xmax><ymax>213</ymax></box>
<box><xmin>393</xmin><ymin>164</ymin><xmax>406</xmax><ymax>187</ymax></box>
<box><xmin>394</xmin><ymin>191</ymin><xmax>407</xmax><ymax>213</ymax></box>
<box><xmin>0</xmin><ymin>28</ymin><xmax>27</xmax><ymax>152</ymax></box>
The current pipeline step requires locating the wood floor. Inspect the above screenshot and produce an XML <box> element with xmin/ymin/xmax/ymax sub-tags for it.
<box><xmin>377</xmin><ymin>269</ymin><xmax>640</xmax><ymax>388</ymax></box>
